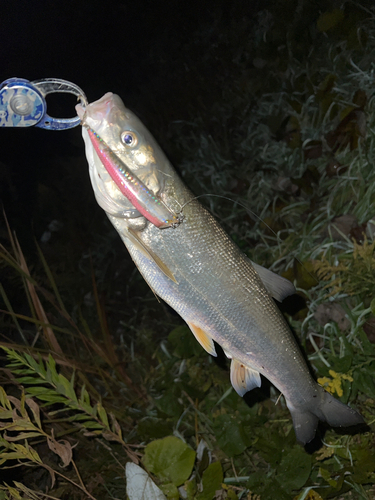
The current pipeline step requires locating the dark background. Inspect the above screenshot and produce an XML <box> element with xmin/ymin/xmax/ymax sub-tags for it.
<box><xmin>1</xmin><ymin>0</ymin><xmax>274</xmax><ymax>332</ymax></box>
<box><xmin>1</xmin><ymin>0</ymin><xmax>265</xmax><ymax>247</ymax></box>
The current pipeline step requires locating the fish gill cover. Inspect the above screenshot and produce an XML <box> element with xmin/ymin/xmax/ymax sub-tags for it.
<box><xmin>1</xmin><ymin>0</ymin><xmax>375</xmax><ymax>499</ymax></box>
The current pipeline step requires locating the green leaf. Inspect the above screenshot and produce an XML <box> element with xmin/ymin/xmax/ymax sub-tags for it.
<box><xmin>24</xmin><ymin>354</ymin><xmax>44</xmax><ymax>376</ymax></box>
<box><xmin>213</xmin><ymin>414</ymin><xmax>252</xmax><ymax>457</ymax></box>
<box><xmin>371</xmin><ymin>298</ymin><xmax>375</xmax><ymax>316</ymax></box>
<box><xmin>168</xmin><ymin>325</ymin><xmax>203</xmax><ymax>358</ymax></box>
<box><xmin>319</xmin><ymin>467</ymin><xmax>342</xmax><ymax>489</ymax></box>
<box><xmin>79</xmin><ymin>385</ymin><xmax>91</xmax><ymax>406</ymax></box>
<box><xmin>332</xmin><ymin>354</ymin><xmax>352</xmax><ymax>373</ymax></box>
<box><xmin>159</xmin><ymin>483</ymin><xmax>179</xmax><ymax>499</ymax></box>
<box><xmin>66</xmin><ymin>413</ymin><xmax>92</xmax><ymax>422</ymax></box>
<box><xmin>24</xmin><ymin>387</ymin><xmax>66</xmax><ymax>403</ymax></box>
<box><xmin>3</xmin><ymin>485</ymin><xmax>22</xmax><ymax>500</ymax></box>
<box><xmin>56</xmin><ymin>374</ymin><xmax>78</xmax><ymax>402</ymax></box>
<box><xmin>317</xmin><ymin>9</ymin><xmax>344</xmax><ymax>32</ymax></box>
<box><xmin>358</xmin><ymin>328</ymin><xmax>375</xmax><ymax>356</ymax></box>
<box><xmin>276</xmin><ymin>446</ymin><xmax>311</xmax><ymax>492</ymax></box>
<box><xmin>80</xmin><ymin>420</ymin><xmax>104</xmax><ymax>429</ymax></box>
<box><xmin>352</xmin><ymin>446</ymin><xmax>375</xmax><ymax>484</ymax></box>
<box><xmin>23</xmin><ymin>387</ymin><xmax>53</xmax><ymax>396</ymax></box>
<box><xmin>25</xmin><ymin>391</ymin><xmax>67</xmax><ymax>404</ymax></box>
<box><xmin>247</xmin><ymin>473</ymin><xmax>290</xmax><ymax>500</ymax></box>
<box><xmin>196</xmin><ymin>461</ymin><xmax>223</xmax><ymax>500</ymax></box>
<box><xmin>353</xmin><ymin>370</ymin><xmax>375</xmax><ymax>398</ymax></box>
<box><xmin>153</xmin><ymin>388</ymin><xmax>184</xmax><ymax>418</ymax></box>
<box><xmin>0</xmin><ymin>442</ymin><xmax>42</xmax><ymax>464</ymax></box>
<box><xmin>5</xmin><ymin>421</ymin><xmax>37</xmax><ymax>431</ymax></box>
<box><xmin>76</xmin><ymin>400</ymin><xmax>96</xmax><ymax>416</ymax></box>
<box><xmin>7</xmin><ymin>368</ymin><xmax>33</xmax><ymax>375</ymax></box>
<box><xmin>15</xmin><ymin>377</ymin><xmax>46</xmax><ymax>385</ymax></box>
<box><xmin>0</xmin><ymin>410</ymin><xmax>13</xmax><ymax>419</ymax></box>
<box><xmin>96</xmin><ymin>402</ymin><xmax>109</xmax><ymax>427</ymax></box>
<box><xmin>143</xmin><ymin>436</ymin><xmax>196</xmax><ymax>487</ymax></box>
<box><xmin>184</xmin><ymin>478</ymin><xmax>197</xmax><ymax>499</ymax></box>
<box><xmin>0</xmin><ymin>387</ymin><xmax>12</xmax><ymax>411</ymax></box>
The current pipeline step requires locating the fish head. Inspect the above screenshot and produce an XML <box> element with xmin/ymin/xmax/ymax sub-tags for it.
<box><xmin>76</xmin><ymin>93</ymin><xmax>171</xmax><ymax>220</ymax></box>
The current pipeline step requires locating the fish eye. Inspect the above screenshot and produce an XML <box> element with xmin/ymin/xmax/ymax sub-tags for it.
<box><xmin>121</xmin><ymin>131</ymin><xmax>138</xmax><ymax>148</ymax></box>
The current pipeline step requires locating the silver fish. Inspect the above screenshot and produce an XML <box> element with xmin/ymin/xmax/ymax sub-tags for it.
<box><xmin>76</xmin><ymin>93</ymin><xmax>364</xmax><ymax>444</ymax></box>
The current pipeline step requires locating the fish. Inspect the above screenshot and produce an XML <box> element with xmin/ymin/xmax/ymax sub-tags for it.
<box><xmin>76</xmin><ymin>92</ymin><xmax>364</xmax><ymax>444</ymax></box>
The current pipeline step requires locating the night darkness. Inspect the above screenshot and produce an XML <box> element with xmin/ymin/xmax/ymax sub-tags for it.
<box><xmin>2</xmin><ymin>2</ymin><xmax>375</xmax><ymax>496</ymax></box>
<box><xmin>0</xmin><ymin>0</ymin><xmax>267</xmax><ymax>347</ymax></box>
<box><xmin>1</xmin><ymin>0</ymin><xmax>264</xmax><ymax>248</ymax></box>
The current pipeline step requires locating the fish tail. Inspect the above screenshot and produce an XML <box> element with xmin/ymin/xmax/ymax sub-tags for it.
<box><xmin>287</xmin><ymin>385</ymin><xmax>364</xmax><ymax>445</ymax></box>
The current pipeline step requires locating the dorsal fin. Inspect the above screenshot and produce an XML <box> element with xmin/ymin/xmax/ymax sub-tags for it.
<box><xmin>187</xmin><ymin>322</ymin><xmax>217</xmax><ymax>357</ymax></box>
<box><xmin>250</xmin><ymin>261</ymin><xmax>295</xmax><ymax>302</ymax></box>
<box><xmin>230</xmin><ymin>358</ymin><xmax>261</xmax><ymax>396</ymax></box>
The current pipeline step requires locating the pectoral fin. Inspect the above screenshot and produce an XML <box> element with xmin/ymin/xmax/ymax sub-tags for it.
<box><xmin>230</xmin><ymin>358</ymin><xmax>261</xmax><ymax>396</ymax></box>
<box><xmin>187</xmin><ymin>322</ymin><xmax>217</xmax><ymax>357</ymax></box>
<box><xmin>126</xmin><ymin>227</ymin><xmax>178</xmax><ymax>284</ymax></box>
<box><xmin>250</xmin><ymin>261</ymin><xmax>295</xmax><ymax>302</ymax></box>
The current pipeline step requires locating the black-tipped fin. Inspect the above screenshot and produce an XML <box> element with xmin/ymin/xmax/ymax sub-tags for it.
<box><xmin>289</xmin><ymin>409</ymin><xmax>319</xmax><ymax>445</ymax></box>
<box><xmin>287</xmin><ymin>386</ymin><xmax>365</xmax><ymax>445</ymax></box>
<box><xmin>317</xmin><ymin>390</ymin><xmax>365</xmax><ymax>428</ymax></box>
<box><xmin>251</xmin><ymin>261</ymin><xmax>295</xmax><ymax>301</ymax></box>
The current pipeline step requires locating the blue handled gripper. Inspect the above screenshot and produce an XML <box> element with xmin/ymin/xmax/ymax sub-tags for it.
<box><xmin>0</xmin><ymin>77</ymin><xmax>87</xmax><ymax>130</ymax></box>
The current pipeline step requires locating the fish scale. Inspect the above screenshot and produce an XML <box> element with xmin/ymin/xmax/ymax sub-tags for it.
<box><xmin>131</xmin><ymin>197</ymin><xmax>313</xmax><ymax>403</ymax></box>
<box><xmin>77</xmin><ymin>92</ymin><xmax>364</xmax><ymax>444</ymax></box>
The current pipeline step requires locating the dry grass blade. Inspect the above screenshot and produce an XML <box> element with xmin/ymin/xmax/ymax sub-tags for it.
<box><xmin>89</xmin><ymin>256</ymin><xmax>145</xmax><ymax>399</ymax></box>
<box><xmin>13</xmin><ymin>234</ymin><xmax>63</xmax><ymax>356</ymax></box>
<box><xmin>34</xmin><ymin>240</ymin><xmax>69</xmax><ymax>316</ymax></box>
<box><xmin>0</xmin><ymin>283</ymin><xmax>29</xmax><ymax>345</ymax></box>
<box><xmin>1</xmin><ymin>211</ymin><xmax>63</xmax><ymax>355</ymax></box>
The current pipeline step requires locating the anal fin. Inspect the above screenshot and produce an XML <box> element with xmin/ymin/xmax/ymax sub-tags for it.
<box><xmin>230</xmin><ymin>358</ymin><xmax>261</xmax><ymax>397</ymax></box>
<box><xmin>187</xmin><ymin>322</ymin><xmax>217</xmax><ymax>357</ymax></box>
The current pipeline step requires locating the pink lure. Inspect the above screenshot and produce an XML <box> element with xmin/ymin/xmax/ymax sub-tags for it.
<box><xmin>86</xmin><ymin>127</ymin><xmax>180</xmax><ymax>229</ymax></box>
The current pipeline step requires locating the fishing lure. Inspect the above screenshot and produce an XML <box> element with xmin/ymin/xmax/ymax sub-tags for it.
<box><xmin>85</xmin><ymin>126</ymin><xmax>181</xmax><ymax>229</ymax></box>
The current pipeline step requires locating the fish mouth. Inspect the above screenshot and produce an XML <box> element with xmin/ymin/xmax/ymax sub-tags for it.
<box><xmin>76</xmin><ymin>92</ymin><xmax>115</xmax><ymax>123</ymax></box>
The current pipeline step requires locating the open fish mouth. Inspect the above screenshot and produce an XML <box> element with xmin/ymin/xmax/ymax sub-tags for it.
<box><xmin>76</xmin><ymin>92</ymin><xmax>115</xmax><ymax>123</ymax></box>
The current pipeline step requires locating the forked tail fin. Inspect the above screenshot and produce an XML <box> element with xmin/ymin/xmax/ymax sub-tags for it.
<box><xmin>288</xmin><ymin>386</ymin><xmax>364</xmax><ymax>445</ymax></box>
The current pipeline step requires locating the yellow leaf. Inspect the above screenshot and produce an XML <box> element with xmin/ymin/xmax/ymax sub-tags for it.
<box><xmin>317</xmin><ymin>9</ymin><xmax>344</xmax><ymax>32</ymax></box>
<box><xmin>318</xmin><ymin>370</ymin><xmax>353</xmax><ymax>397</ymax></box>
<box><xmin>315</xmin><ymin>445</ymin><xmax>335</xmax><ymax>461</ymax></box>
<box><xmin>294</xmin><ymin>490</ymin><xmax>324</xmax><ymax>500</ymax></box>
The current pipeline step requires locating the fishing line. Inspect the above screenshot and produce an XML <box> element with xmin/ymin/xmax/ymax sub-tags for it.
<box><xmin>180</xmin><ymin>193</ymin><xmax>319</xmax><ymax>286</ymax></box>
<box><xmin>181</xmin><ymin>193</ymin><xmax>281</xmax><ymax>240</ymax></box>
